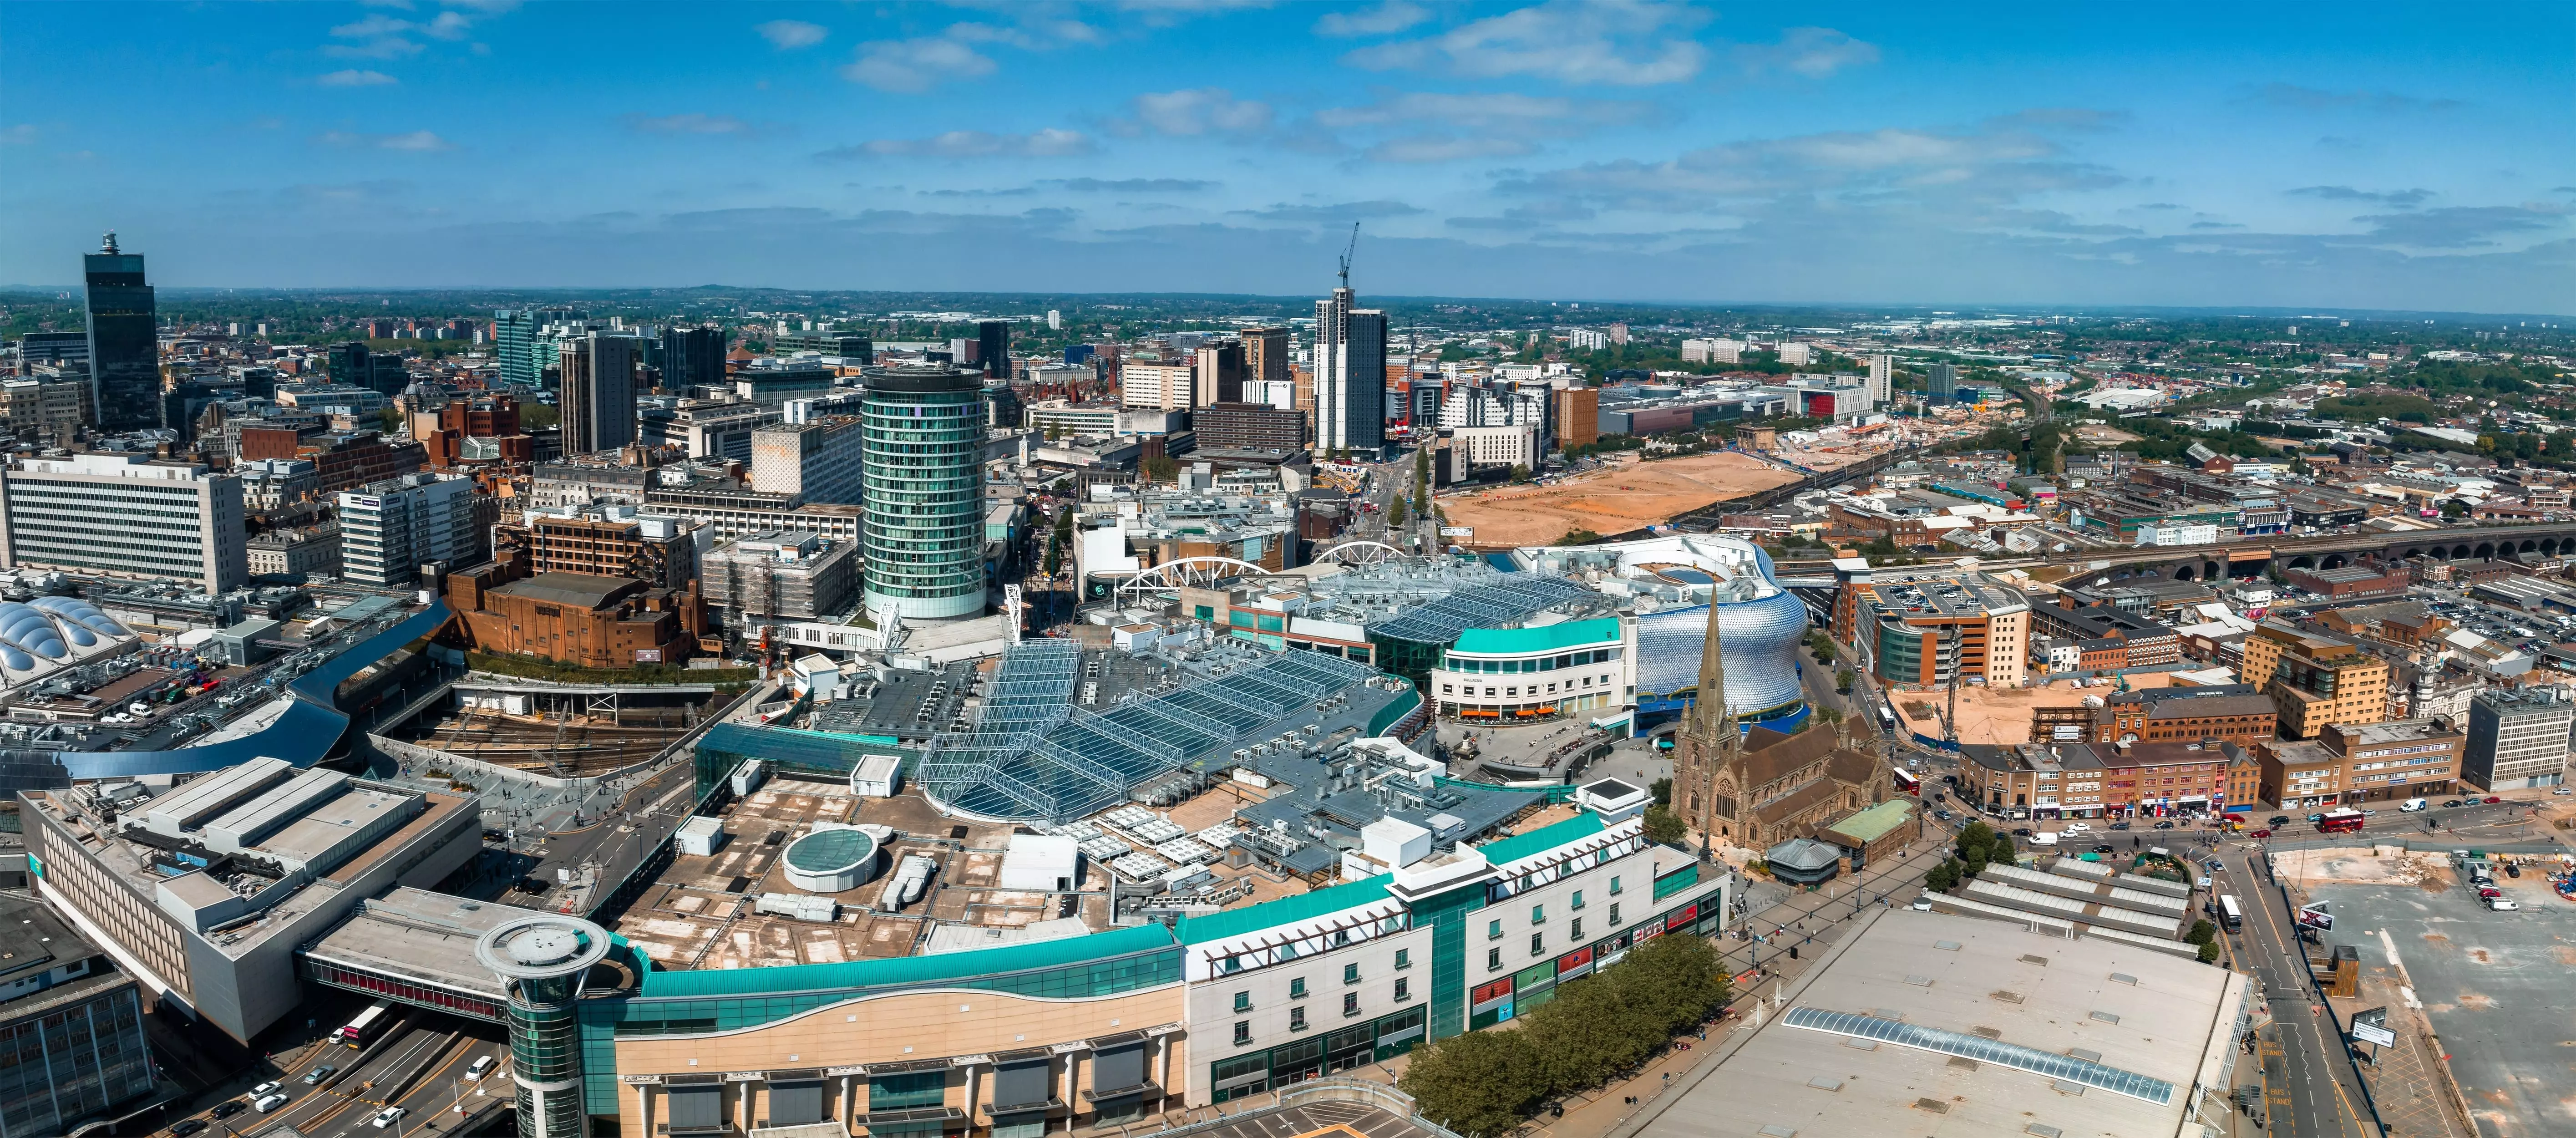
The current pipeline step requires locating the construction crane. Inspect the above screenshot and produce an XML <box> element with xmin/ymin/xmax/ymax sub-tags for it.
<box><xmin>1942</xmin><ymin>625</ymin><xmax>1962</xmax><ymax>751</ymax></box>
<box><xmin>1337</xmin><ymin>222</ymin><xmax>1359</xmax><ymax>289</ymax></box>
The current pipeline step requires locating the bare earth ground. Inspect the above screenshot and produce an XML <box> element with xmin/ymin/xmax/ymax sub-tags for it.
<box><xmin>1440</xmin><ymin>452</ymin><xmax>1802</xmax><ymax>549</ymax></box>
<box><xmin>1888</xmin><ymin>671</ymin><xmax>2185</xmax><ymax>746</ymax></box>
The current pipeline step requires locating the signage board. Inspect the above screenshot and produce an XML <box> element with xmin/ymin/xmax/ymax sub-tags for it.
<box><xmin>2349</xmin><ymin>1007</ymin><xmax>2395</xmax><ymax>1048</ymax></box>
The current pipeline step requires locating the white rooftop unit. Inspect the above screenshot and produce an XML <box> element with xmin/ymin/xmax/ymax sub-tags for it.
<box><xmin>852</xmin><ymin>753</ymin><xmax>902</xmax><ymax>798</ymax></box>
<box><xmin>1362</xmin><ymin>817</ymin><xmax>1432</xmax><ymax>869</ymax></box>
<box><xmin>675</xmin><ymin>815</ymin><xmax>726</xmax><ymax>857</ymax></box>
<box><xmin>730</xmin><ymin>759</ymin><xmax>767</xmax><ymax>797</ymax></box>
<box><xmin>997</xmin><ymin>834</ymin><xmax>1082</xmax><ymax>892</ymax></box>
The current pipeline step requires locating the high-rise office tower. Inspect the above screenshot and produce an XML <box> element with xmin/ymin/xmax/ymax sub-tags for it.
<box><xmin>1928</xmin><ymin>362</ymin><xmax>1959</xmax><ymax>401</ymax></box>
<box><xmin>1194</xmin><ymin>341</ymin><xmax>1246</xmax><ymax>407</ymax></box>
<box><xmin>1046</xmin><ymin>310</ymin><xmax>1062</xmax><ymax>331</ymax></box>
<box><xmin>1243</xmin><ymin>327</ymin><xmax>1290</xmax><ymax>389</ymax></box>
<box><xmin>661</xmin><ymin>326</ymin><xmax>727</xmax><ymax>392</ymax></box>
<box><xmin>1866</xmin><ymin>354</ymin><xmax>1894</xmax><ymax>406</ymax></box>
<box><xmin>497</xmin><ymin>307</ymin><xmax>585</xmax><ymax>388</ymax></box>
<box><xmin>1313</xmin><ymin>285</ymin><xmax>1385</xmax><ymax>457</ymax></box>
<box><xmin>82</xmin><ymin>233</ymin><xmax>159</xmax><ymax>432</ymax></box>
<box><xmin>559</xmin><ymin>334</ymin><xmax>638</xmax><ymax>455</ymax></box>
<box><xmin>327</xmin><ymin>342</ymin><xmax>372</xmax><ymax>387</ymax></box>
<box><xmin>859</xmin><ymin>364</ymin><xmax>985</xmax><ymax>620</ymax></box>
<box><xmin>977</xmin><ymin>320</ymin><xmax>1011</xmax><ymax>379</ymax></box>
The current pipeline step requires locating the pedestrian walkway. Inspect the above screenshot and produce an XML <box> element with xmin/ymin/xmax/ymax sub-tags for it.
<box><xmin>2333</xmin><ymin>956</ymin><xmax>2472</xmax><ymax>1138</ymax></box>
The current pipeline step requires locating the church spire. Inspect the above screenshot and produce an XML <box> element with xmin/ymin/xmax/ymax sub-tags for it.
<box><xmin>1694</xmin><ymin>597</ymin><xmax>1739</xmax><ymax>746</ymax></box>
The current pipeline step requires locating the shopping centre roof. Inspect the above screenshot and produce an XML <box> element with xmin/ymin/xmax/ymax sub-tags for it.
<box><xmin>1450</xmin><ymin>616</ymin><xmax>1622</xmax><ymax>656</ymax></box>
<box><xmin>1367</xmin><ymin>575</ymin><xmax>1597</xmax><ymax>646</ymax></box>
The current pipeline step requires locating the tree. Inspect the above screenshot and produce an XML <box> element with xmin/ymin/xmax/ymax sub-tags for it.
<box><xmin>1649</xmin><ymin>777</ymin><xmax>1672</xmax><ymax>808</ymax></box>
<box><xmin>1924</xmin><ymin>856</ymin><xmax>1964</xmax><ymax>893</ymax></box>
<box><xmin>1641</xmin><ymin>805</ymin><xmax>1687</xmax><ymax>847</ymax></box>
<box><xmin>1389</xmin><ymin>495</ymin><xmax>1410</xmax><ymax>527</ymax></box>
<box><xmin>1400</xmin><ymin>1029</ymin><xmax>1542</xmax><ymax>1138</ymax></box>
<box><xmin>2185</xmin><ymin>919</ymin><xmax>2216</xmax><ymax>946</ymax></box>
<box><xmin>1559</xmin><ymin>528</ymin><xmax>1601</xmax><ymax>545</ymax></box>
<box><xmin>1141</xmin><ymin>455</ymin><xmax>1180</xmax><ymax>482</ymax></box>
<box><xmin>2196</xmin><ymin>940</ymin><xmax>2222</xmax><ymax>964</ymax></box>
<box><xmin>1835</xmin><ymin>667</ymin><xmax>1855</xmax><ymax>695</ymax></box>
<box><xmin>1509</xmin><ymin>463</ymin><xmax>1532</xmax><ymax>483</ymax></box>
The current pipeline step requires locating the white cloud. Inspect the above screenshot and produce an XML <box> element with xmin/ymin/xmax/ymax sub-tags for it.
<box><xmin>1734</xmin><ymin>27</ymin><xmax>1880</xmax><ymax>78</ymax></box>
<box><xmin>318</xmin><ymin>69</ymin><xmax>400</xmax><ymax>87</ymax></box>
<box><xmin>316</xmin><ymin>129</ymin><xmax>457</xmax><ymax>152</ymax></box>
<box><xmin>1347</xmin><ymin>0</ymin><xmax>1711</xmax><ymax>86</ymax></box>
<box><xmin>1128</xmin><ymin>88</ymin><xmax>1275</xmax><ymax>136</ymax></box>
<box><xmin>1367</xmin><ymin>135</ymin><xmax>1536</xmax><ymax>163</ymax></box>
<box><xmin>1316</xmin><ymin>91</ymin><xmax>1657</xmax><ymax>163</ymax></box>
<box><xmin>1315</xmin><ymin>1</ymin><xmax>1430</xmax><ymax>37</ymax></box>
<box><xmin>0</xmin><ymin>124</ymin><xmax>35</xmax><ymax>145</ymax></box>
<box><xmin>756</xmin><ymin>20</ymin><xmax>828</xmax><ymax>50</ymax></box>
<box><xmin>325</xmin><ymin>5</ymin><xmax>497</xmax><ymax>59</ymax></box>
<box><xmin>823</xmin><ymin>128</ymin><xmax>1095</xmax><ymax>158</ymax></box>
<box><xmin>841</xmin><ymin>37</ymin><xmax>997</xmax><ymax>93</ymax></box>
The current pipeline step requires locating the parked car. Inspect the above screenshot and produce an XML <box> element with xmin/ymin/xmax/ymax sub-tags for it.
<box><xmin>2505</xmin><ymin>862</ymin><xmax>2522</xmax><ymax>878</ymax></box>
<box><xmin>2062</xmin><ymin>822</ymin><xmax>2090</xmax><ymax>834</ymax></box>
<box><xmin>2269</xmin><ymin>815</ymin><xmax>2292</xmax><ymax>827</ymax></box>
<box><xmin>2555</xmin><ymin>786</ymin><xmax>2571</xmax><ymax>796</ymax></box>
<box><xmin>1911</xmin><ymin>896</ymin><xmax>1934</xmax><ymax>912</ymax></box>
<box><xmin>2483</xmin><ymin>796</ymin><xmax>2503</xmax><ymax>804</ymax></box>
<box><xmin>2251</xmin><ymin>828</ymin><xmax>2273</xmax><ymax>838</ymax></box>
<box><xmin>2154</xmin><ymin>820</ymin><xmax>2175</xmax><ymax>830</ymax></box>
<box><xmin>2442</xmin><ymin>799</ymin><xmax>2465</xmax><ymax>808</ymax></box>
<box><xmin>2476</xmin><ymin>886</ymin><xmax>2502</xmax><ymax>899</ymax></box>
<box><xmin>2092</xmin><ymin>844</ymin><xmax>2115</xmax><ymax>854</ymax></box>
<box><xmin>2108</xmin><ymin>821</ymin><xmax>2131</xmax><ymax>830</ymax></box>
<box><xmin>2012</xmin><ymin>827</ymin><xmax>2034</xmax><ymax>837</ymax></box>
<box><xmin>2486</xmin><ymin>897</ymin><xmax>2520</xmax><ymax>911</ymax></box>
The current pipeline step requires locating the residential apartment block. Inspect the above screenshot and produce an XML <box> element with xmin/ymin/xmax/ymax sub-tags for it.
<box><xmin>2244</xmin><ymin>622</ymin><xmax>2391</xmax><ymax>739</ymax></box>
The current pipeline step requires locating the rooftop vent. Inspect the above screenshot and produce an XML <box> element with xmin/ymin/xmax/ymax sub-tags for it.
<box><xmin>1916</xmin><ymin>1097</ymin><xmax>1953</xmax><ymax>1113</ymax></box>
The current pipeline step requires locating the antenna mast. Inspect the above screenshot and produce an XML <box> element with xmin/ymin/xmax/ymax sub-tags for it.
<box><xmin>1337</xmin><ymin>222</ymin><xmax>1359</xmax><ymax>289</ymax></box>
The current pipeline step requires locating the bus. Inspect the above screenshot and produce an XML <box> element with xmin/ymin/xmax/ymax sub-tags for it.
<box><xmin>1892</xmin><ymin>768</ymin><xmax>1920</xmax><ymax>797</ymax></box>
<box><xmin>2317</xmin><ymin>808</ymin><xmax>2367</xmax><ymax>834</ymax></box>
<box><xmin>2216</xmin><ymin>894</ymin><xmax>2243</xmax><ymax>934</ymax></box>
<box><xmin>337</xmin><ymin>1002</ymin><xmax>395</xmax><ymax>1049</ymax></box>
<box><xmin>1876</xmin><ymin>702</ymin><xmax>1897</xmax><ymax>732</ymax></box>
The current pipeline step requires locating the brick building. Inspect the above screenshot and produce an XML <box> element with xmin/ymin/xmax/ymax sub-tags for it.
<box><xmin>236</xmin><ymin>427</ymin><xmax>426</xmax><ymax>494</ymax></box>
<box><xmin>2255</xmin><ymin>718</ymin><xmax>2462</xmax><ymax>809</ymax></box>
<box><xmin>2241</xmin><ymin>622</ymin><xmax>2391</xmax><ymax>739</ymax></box>
<box><xmin>1193</xmin><ymin>402</ymin><xmax>1307</xmax><ymax>453</ymax></box>
<box><xmin>2092</xmin><ymin>684</ymin><xmax>2277</xmax><ymax>747</ymax></box>
<box><xmin>446</xmin><ymin>558</ymin><xmax>703</xmax><ymax>667</ymax></box>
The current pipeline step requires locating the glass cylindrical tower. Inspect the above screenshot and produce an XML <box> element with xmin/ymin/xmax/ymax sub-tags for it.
<box><xmin>861</xmin><ymin>363</ymin><xmax>987</xmax><ymax>620</ymax></box>
<box><xmin>477</xmin><ymin>914</ymin><xmax>612</xmax><ymax>1138</ymax></box>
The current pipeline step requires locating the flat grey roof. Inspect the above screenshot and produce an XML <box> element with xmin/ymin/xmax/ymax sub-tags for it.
<box><xmin>304</xmin><ymin>887</ymin><xmax>555</xmax><ymax>1002</ymax></box>
<box><xmin>1644</xmin><ymin>910</ymin><xmax>2243</xmax><ymax>1138</ymax></box>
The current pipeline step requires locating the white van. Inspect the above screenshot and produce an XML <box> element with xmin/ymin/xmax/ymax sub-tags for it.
<box><xmin>2400</xmin><ymin>798</ymin><xmax>2428</xmax><ymax>812</ymax></box>
<box><xmin>466</xmin><ymin>1055</ymin><xmax>498</xmax><ymax>1081</ymax></box>
<box><xmin>254</xmin><ymin>1093</ymin><xmax>290</xmax><ymax>1113</ymax></box>
<box><xmin>2029</xmin><ymin>832</ymin><xmax>2061</xmax><ymax>846</ymax></box>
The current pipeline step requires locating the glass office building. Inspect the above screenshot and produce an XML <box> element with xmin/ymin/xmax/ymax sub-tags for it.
<box><xmin>860</xmin><ymin>364</ymin><xmax>986</xmax><ymax>620</ymax></box>
<box><xmin>81</xmin><ymin>234</ymin><xmax>159</xmax><ymax>432</ymax></box>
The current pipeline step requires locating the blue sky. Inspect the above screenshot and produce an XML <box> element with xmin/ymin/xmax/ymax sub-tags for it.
<box><xmin>4</xmin><ymin>1</ymin><xmax>2571</xmax><ymax>312</ymax></box>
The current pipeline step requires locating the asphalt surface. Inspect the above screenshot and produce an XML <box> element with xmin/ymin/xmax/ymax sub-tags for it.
<box><xmin>2223</xmin><ymin>844</ymin><xmax>2378</xmax><ymax>1138</ymax></box>
<box><xmin>179</xmin><ymin>1017</ymin><xmax>508</xmax><ymax>1138</ymax></box>
<box><xmin>2302</xmin><ymin>872</ymin><xmax>2576</xmax><ymax>1136</ymax></box>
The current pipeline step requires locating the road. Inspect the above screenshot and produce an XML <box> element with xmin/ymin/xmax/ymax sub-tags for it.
<box><xmin>179</xmin><ymin>1018</ymin><xmax>508</xmax><ymax>1138</ymax></box>
<box><xmin>2218</xmin><ymin>843</ymin><xmax>2377</xmax><ymax>1138</ymax></box>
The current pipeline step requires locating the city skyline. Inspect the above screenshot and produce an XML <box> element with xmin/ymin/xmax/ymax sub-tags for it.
<box><xmin>2</xmin><ymin>2</ymin><xmax>2571</xmax><ymax>314</ymax></box>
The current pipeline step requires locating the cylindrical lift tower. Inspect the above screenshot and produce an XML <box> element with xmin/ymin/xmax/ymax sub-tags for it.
<box><xmin>477</xmin><ymin>914</ymin><xmax>612</xmax><ymax>1138</ymax></box>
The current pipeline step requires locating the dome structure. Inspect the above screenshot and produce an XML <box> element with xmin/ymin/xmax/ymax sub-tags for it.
<box><xmin>781</xmin><ymin>826</ymin><xmax>882</xmax><ymax>893</ymax></box>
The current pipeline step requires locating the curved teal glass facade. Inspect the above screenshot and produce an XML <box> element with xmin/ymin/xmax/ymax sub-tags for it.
<box><xmin>861</xmin><ymin>365</ymin><xmax>986</xmax><ymax>620</ymax></box>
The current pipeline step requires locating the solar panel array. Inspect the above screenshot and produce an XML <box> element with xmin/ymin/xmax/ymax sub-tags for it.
<box><xmin>1781</xmin><ymin>1006</ymin><xmax>2175</xmax><ymax>1105</ymax></box>
<box><xmin>1368</xmin><ymin>575</ymin><xmax>1596</xmax><ymax>645</ymax></box>
<box><xmin>923</xmin><ymin>645</ymin><xmax>1376</xmax><ymax>823</ymax></box>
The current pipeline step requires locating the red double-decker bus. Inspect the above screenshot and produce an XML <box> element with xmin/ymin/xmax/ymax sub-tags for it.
<box><xmin>2317</xmin><ymin>808</ymin><xmax>2366</xmax><ymax>834</ymax></box>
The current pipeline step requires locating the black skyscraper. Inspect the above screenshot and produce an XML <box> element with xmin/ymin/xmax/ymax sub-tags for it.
<box><xmin>661</xmin><ymin>326</ymin><xmax>726</xmax><ymax>391</ymax></box>
<box><xmin>977</xmin><ymin>320</ymin><xmax>1010</xmax><ymax>379</ymax></box>
<box><xmin>83</xmin><ymin>233</ymin><xmax>158</xmax><ymax>431</ymax></box>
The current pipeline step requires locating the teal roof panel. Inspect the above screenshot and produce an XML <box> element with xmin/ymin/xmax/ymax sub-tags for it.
<box><xmin>1450</xmin><ymin>617</ymin><xmax>1623</xmax><ymax>656</ymax></box>
<box><xmin>1178</xmin><ymin>875</ymin><xmax>1393</xmax><ymax>945</ymax></box>
<box><xmin>637</xmin><ymin>922</ymin><xmax>1177</xmax><ymax>1000</ymax></box>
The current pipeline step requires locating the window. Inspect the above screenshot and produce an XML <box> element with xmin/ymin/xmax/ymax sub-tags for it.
<box><xmin>1289</xmin><ymin>977</ymin><xmax>1307</xmax><ymax>999</ymax></box>
<box><xmin>1571</xmin><ymin>889</ymin><xmax>1585</xmax><ymax>910</ymax></box>
<box><xmin>1530</xmin><ymin>933</ymin><xmax>1544</xmax><ymax>957</ymax></box>
<box><xmin>1609</xmin><ymin>875</ymin><xmax>1623</xmax><ymax>895</ymax></box>
<box><xmin>1343</xmin><ymin>992</ymin><xmax>1360</xmax><ymax>1017</ymax></box>
<box><xmin>1487</xmin><ymin>947</ymin><xmax>1503</xmax><ymax>970</ymax></box>
<box><xmin>1487</xmin><ymin>920</ymin><xmax>1502</xmax><ymax>940</ymax></box>
<box><xmin>1394</xmin><ymin>978</ymin><xmax>1410</xmax><ymax>1001</ymax></box>
<box><xmin>1394</xmin><ymin>949</ymin><xmax>1410</xmax><ymax>970</ymax></box>
<box><xmin>1609</xmin><ymin>903</ymin><xmax>1620</xmax><ymax>925</ymax></box>
<box><xmin>1531</xmin><ymin>904</ymin><xmax>1545</xmax><ymax>925</ymax></box>
<box><xmin>1233</xmin><ymin>1021</ymin><xmax>1251</xmax><ymax>1046</ymax></box>
<box><xmin>1289</xmin><ymin>1006</ymin><xmax>1307</xmax><ymax>1031</ymax></box>
<box><xmin>1343</xmin><ymin>963</ymin><xmax>1360</xmax><ymax>985</ymax></box>
<box><xmin>1571</xmin><ymin>918</ymin><xmax>1584</xmax><ymax>940</ymax></box>
<box><xmin>1233</xmin><ymin>991</ymin><xmax>1252</xmax><ymax>1013</ymax></box>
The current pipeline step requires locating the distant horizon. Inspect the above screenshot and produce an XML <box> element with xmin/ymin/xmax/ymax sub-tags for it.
<box><xmin>1</xmin><ymin>282</ymin><xmax>2564</xmax><ymax>324</ymax></box>
<box><xmin>6</xmin><ymin>4</ymin><xmax>2569</xmax><ymax>313</ymax></box>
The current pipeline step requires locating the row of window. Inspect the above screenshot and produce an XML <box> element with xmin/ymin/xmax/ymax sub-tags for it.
<box><xmin>1439</xmin><ymin>649</ymin><xmax>1614</xmax><ymax>674</ymax></box>
<box><xmin>1442</xmin><ymin>674</ymin><xmax>1607</xmax><ymax>699</ymax></box>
